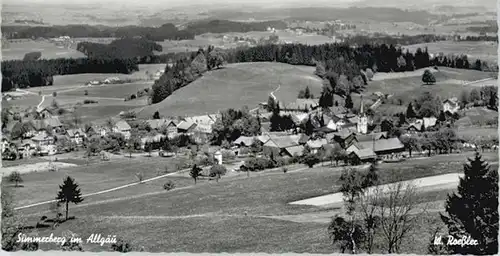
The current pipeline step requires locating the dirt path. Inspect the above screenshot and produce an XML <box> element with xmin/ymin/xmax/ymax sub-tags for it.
<box><xmin>250</xmin><ymin>83</ymin><xmax>281</xmax><ymax>113</ymax></box>
<box><xmin>290</xmin><ymin>173</ymin><xmax>463</xmax><ymax>207</ymax></box>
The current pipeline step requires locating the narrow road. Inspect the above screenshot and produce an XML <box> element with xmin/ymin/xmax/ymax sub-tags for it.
<box><xmin>36</xmin><ymin>95</ymin><xmax>46</xmax><ymax>110</ymax></box>
<box><xmin>250</xmin><ymin>83</ymin><xmax>281</xmax><ymax>113</ymax></box>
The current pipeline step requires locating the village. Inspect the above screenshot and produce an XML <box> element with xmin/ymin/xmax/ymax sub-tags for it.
<box><xmin>2</xmin><ymin>81</ymin><xmax>497</xmax><ymax>170</ymax></box>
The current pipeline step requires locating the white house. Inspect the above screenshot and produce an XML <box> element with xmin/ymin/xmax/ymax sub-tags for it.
<box><xmin>66</xmin><ymin>128</ymin><xmax>86</xmax><ymax>145</ymax></box>
<box><xmin>113</xmin><ymin>121</ymin><xmax>131</xmax><ymax>140</ymax></box>
<box><xmin>443</xmin><ymin>98</ymin><xmax>460</xmax><ymax>114</ymax></box>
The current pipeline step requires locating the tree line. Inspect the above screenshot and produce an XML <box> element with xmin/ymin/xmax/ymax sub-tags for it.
<box><xmin>342</xmin><ymin>34</ymin><xmax>447</xmax><ymax>46</ymax></box>
<box><xmin>1</xmin><ymin>58</ymin><xmax>138</xmax><ymax>92</ymax></box>
<box><xmin>2</xmin><ymin>20</ymin><xmax>286</xmax><ymax>41</ymax></box>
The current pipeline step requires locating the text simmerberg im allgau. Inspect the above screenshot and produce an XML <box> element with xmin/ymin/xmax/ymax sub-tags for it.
<box><xmin>17</xmin><ymin>233</ymin><xmax>117</xmax><ymax>246</ymax></box>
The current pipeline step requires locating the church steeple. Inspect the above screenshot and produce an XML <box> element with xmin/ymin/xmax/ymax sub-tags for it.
<box><xmin>360</xmin><ymin>95</ymin><xmax>365</xmax><ymax>116</ymax></box>
<box><xmin>357</xmin><ymin>95</ymin><xmax>368</xmax><ymax>134</ymax></box>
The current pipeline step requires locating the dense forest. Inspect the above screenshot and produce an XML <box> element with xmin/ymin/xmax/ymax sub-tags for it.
<box><xmin>2</xmin><ymin>20</ymin><xmax>286</xmax><ymax>40</ymax></box>
<box><xmin>1</xmin><ymin>58</ymin><xmax>138</xmax><ymax>92</ymax></box>
<box><xmin>77</xmin><ymin>38</ymin><xmax>163</xmax><ymax>59</ymax></box>
<box><xmin>342</xmin><ymin>34</ymin><xmax>447</xmax><ymax>46</ymax></box>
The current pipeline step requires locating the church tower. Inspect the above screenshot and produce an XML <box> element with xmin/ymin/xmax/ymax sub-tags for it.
<box><xmin>357</xmin><ymin>96</ymin><xmax>368</xmax><ymax>134</ymax></box>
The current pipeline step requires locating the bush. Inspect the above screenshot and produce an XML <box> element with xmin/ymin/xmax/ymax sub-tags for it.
<box><xmin>163</xmin><ymin>180</ymin><xmax>175</xmax><ymax>190</ymax></box>
<box><xmin>301</xmin><ymin>153</ymin><xmax>320</xmax><ymax>168</ymax></box>
<box><xmin>221</xmin><ymin>149</ymin><xmax>236</xmax><ymax>161</ymax></box>
<box><xmin>57</xmin><ymin>108</ymin><xmax>67</xmax><ymax>115</ymax></box>
<box><xmin>83</xmin><ymin>99</ymin><xmax>98</xmax><ymax>104</ymax></box>
<box><xmin>84</xmin><ymin>90</ymin><xmax>88</xmax><ymax>96</ymax></box>
<box><xmin>282</xmin><ymin>167</ymin><xmax>288</xmax><ymax>173</ymax></box>
<box><xmin>210</xmin><ymin>164</ymin><xmax>227</xmax><ymax>181</ymax></box>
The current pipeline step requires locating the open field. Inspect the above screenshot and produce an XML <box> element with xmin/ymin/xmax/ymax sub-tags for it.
<box><xmin>365</xmin><ymin>67</ymin><xmax>496</xmax><ymax>104</ymax></box>
<box><xmin>403</xmin><ymin>41</ymin><xmax>498</xmax><ymax>64</ymax></box>
<box><xmin>11</xmin><ymin>151</ymin><xmax>496</xmax><ymax>253</ymax></box>
<box><xmin>156</xmin><ymin>31</ymin><xmax>335</xmax><ymax>54</ymax></box>
<box><xmin>59</xmin><ymin>81</ymin><xmax>152</xmax><ymax>99</ymax></box>
<box><xmin>136</xmin><ymin>62</ymin><xmax>324</xmax><ymax>118</ymax></box>
<box><xmin>2</xmin><ymin>39</ymin><xmax>86</xmax><ymax>60</ymax></box>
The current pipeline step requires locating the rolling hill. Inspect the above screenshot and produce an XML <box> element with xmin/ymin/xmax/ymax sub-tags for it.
<box><xmin>136</xmin><ymin>62</ymin><xmax>323</xmax><ymax>118</ymax></box>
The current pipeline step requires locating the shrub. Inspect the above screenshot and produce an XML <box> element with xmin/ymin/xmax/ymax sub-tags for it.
<box><xmin>163</xmin><ymin>180</ymin><xmax>175</xmax><ymax>190</ymax></box>
<box><xmin>282</xmin><ymin>167</ymin><xmax>288</xmax><ymax>173</ymax></box>
<box><xmin>57</xmin><ymin>108</ymin><xmax>67</xmax><ymax>115</ymax></box>
<box><xmin>83</xmin><ymin>99</ymin><xmax>98</xmax><ymax>104</ymax></box>
<box><xmin>221</xmin><ymin>149</ymin><xmax>236</xmax><ymax>161</ymax></box>
<box><xmin>52</xmin><ymin>91</ymin><xmax>57</xmax><ymax>97</ymax></box>
<box><xmin>111</xmin><ymin>239</ymin><xmax>133</xmax><ymax>253</ymax></box>
<box><xmin>301</xmin><ymin>153</ymin><xmax>320</xmax><ymax>168</ymax></box>
<box><xmin>84</xmin><ymin>90</ymin><xmax>88</xmax><ymax>96</ymax></box>
<box><xmin>8</xmin><ymin>171</ymin><xmax>23</xmax><ymax>187</ymax></box>
<box><xmin>210</xmin><ymin>164</ymin><xmax>227</xmax><ymax>181</ymax></box>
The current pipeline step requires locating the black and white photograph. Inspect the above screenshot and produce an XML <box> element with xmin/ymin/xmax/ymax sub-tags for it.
<box><xmin>1</xmin><ymin>0</ymin><xmax>498</xmax><ymax>254</ymax></box>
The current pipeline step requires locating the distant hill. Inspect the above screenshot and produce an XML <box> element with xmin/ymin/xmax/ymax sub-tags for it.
<box><xmin>136</xmin><ymin>62</ymin><xmax>323</xmax><ymax>118</ymax></box>
<box><xmin>204</xmin><ymin>7</ymin><xmax>438</xmax><ymax>25</ymax></box>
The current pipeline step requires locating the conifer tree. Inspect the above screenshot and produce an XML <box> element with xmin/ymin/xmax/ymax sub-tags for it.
<box><xmin>440</xmin><ymin>152</ymin><xmax>498</xmax><ymax>255</ymax></box>
<box><xmin>56</xmin><ymin>176</ymin><xmax>84</xmax><ymax>220</ymax></box>
<box><xmin>406</xmin><ymin>102</ymin><xmax>416</xmax><ymax>119</ymax></box>
<box><xmin>345</xmin><ymin>94</ymin><xmax>354</xmax><ymax>109</ymax></box>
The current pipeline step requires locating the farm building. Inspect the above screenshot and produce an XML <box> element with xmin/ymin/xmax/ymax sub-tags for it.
<box><xmin>177</xmin><ymin>121</ymin><xmax>197</xmax><ymax>134</ymax></box>
<box><xmin>306</xmin><ymin>138</ymin><xmax>328</xmax><ymax>154</ymax></box>
<box><xmin>233</xmin><ymin>136</ymin><xmax>256</xmax><ymax>147</ymax></box>
<box><xmin>282</xmin><ymin>145</ymin><xmax>305</xmax><ymax>158</ymax></box>
<box><xmin>147</xmin><ymin>119</ymin><xmax>178</xmax><ymax>137</ymax></box>
<box><xmin>348</xmin><ymin>148</ymin><xmax>377</xmax><ymax>165</ymax></box>
<box><xmin>113</xmin><ymin>120</ymin><xmax>132</xmax><ymax>140</ymax></box>
<box><xmin>443</xmin><ymin>98</ymin><xmax>460</xmax><ymax>114</ymax></box>
<box><xmin>356</xmin><ymin>132</ymin><xmax>388</xmax><ymax>142</ymax></box>
<box><xmin>66</xmin><ymin>128</ymin><xmax>86</xmax><ymax>145</ymax></box>
<box><xmin>356</xmin><ymin>138</ymin><xmax>405</xmax><ymax>157</ymax></box>
<box><xmin>279</xmin><ymin>99</ymin><xmax>320</xmax><ymax>112</ymax></box>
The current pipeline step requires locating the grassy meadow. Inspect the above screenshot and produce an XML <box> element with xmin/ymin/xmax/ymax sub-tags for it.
<box><xmin>402</xmin><ymin>41</ymin><xmax>498</xmax><ymax>64</ymax></box>
<box><xmin>2</xmin><ymin>39</ymin><xmax>86</xmax><ymax>60</ymax></box>
<box><xmin>136</xmin><ymin>62</ymin><xmax>324</xmax><ymax>118</ymax></box>
<box><xmin>9</xmin><ymin>151</ymin><xmax>497</xmax><ymax>252</ymax></box>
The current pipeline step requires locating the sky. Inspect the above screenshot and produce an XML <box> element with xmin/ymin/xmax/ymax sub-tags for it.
<box><xmin>3</xmin><ymin>0</ymin><xmax>360</xmax><ymax>7</ymax></box>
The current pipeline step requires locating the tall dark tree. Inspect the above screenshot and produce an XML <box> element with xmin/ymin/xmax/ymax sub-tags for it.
<box><xmin>153</xmin><ymin>111</ymin><xmax>160</xmax><ymax>119</ymax></box>
<box><xmin>345</xmin><ymin>94</ymin><xmax>354</xmax><ymax>109</ymax></box>
<box><xmin>422</xmin><ymin>69</ymin><xmax>436</xmax><ymax>85</ymax></box>
<box><xmin>56</xmin><ymin>176</ymin><xmax>84</xmax><ymax>220</ymax></box>
<box><xmin>190</xmin><ymin>164</ymin><xmax>202</xmax><ymax>184</ymax></box>
<box><xmin>440</xmin><ymin>152</ymin><xmax>498</xmax><ymax>255</ymax></box>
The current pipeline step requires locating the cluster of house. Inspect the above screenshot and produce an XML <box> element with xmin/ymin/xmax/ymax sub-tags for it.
<box><xmin>2</xmin><ymin>108</ymin><xmax>88</xmax><ymax>157</ymax></box>
<box><xmin>234</xmin><ymin>97</ymin><xmax>407</xmax><ymax>164</ymax></box>
<box><xmin>141</xmin><ymin>113</ymin><xmax>221</xmax><ymax>147</ymax></box>
<box><xmin>232</xmin><ymin>130</ymin><xmax>405</xmax><ymax>164</ymax></box>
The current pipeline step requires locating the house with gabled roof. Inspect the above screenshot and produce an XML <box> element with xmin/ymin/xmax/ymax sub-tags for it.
<box><xmin>233</xmin><ymin>136</ymin><xmax>256</xmax><ymax>147</ymax></box>
<box><xmin>306</xmin><ymin>138</ymin><xmax>328</xmax><ymax>154</ymax></box>
<box><xmin>66</xmin><ymin>128</ymin><xmax>86</xmax><ymax>145</ymax></box>
<box><xmin>443</xmin><ymin>98</ymin><xmax>460</xmax><ymax>114</ymax></box>
<box><xmin>113</xmin><ymin>120</ymin><xmax>131</xmax><ymax>140</ymax></box>
<box><xmin>177</xmin><ymin>120</ymin><xmax>197</xmax><ymax>134</ymax></box>
<box><xmin>356</xmin><ymin>137</ymin><xmax>405</xmax><ymax>156</ymax></box>
<box><xmin>36</xmin><ymin>107</ymin><xmax>54</xmax><ymax>119</ymax></box>
<box><xmin>282</xmin><ymin>145</ymin><xmax>305</xmax><ymax>158</ymax></box>
<box><xmin>348</xmin><ymin>148</ymin><xmax>377</xmax><ymax>165</ymax></box>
